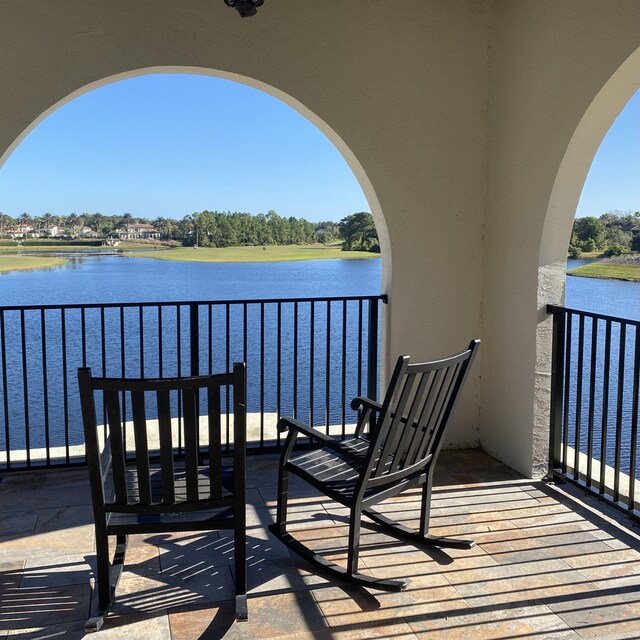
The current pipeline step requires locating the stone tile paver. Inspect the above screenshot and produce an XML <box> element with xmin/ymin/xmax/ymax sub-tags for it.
<box><xmin>1</xmin><ymin>449</ymin><xmax>639</xmax><ymax>639</ymax></box>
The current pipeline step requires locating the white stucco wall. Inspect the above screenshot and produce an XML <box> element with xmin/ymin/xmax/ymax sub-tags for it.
<box><xmin>484</xmin><ymin>1</ymin><xmax>640</xmax><ymax>475</ymax></box>
<box><xmin>0</xmin><ymin>0</ymin><xmax>489</xmax><ymax>448</ymax></box>
<box><xmin>2</xmin><ymin>1</ymin><xmax>640</xmax><ymax>476</ymax></box>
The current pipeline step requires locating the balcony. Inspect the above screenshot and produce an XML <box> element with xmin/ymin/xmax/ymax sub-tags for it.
<box><xmin>1</xmin><ymin>297</ymin><xmax>639</xmax><ymax>637</ymax></box>
<box><xmin>1</xmin><ymin>448</ymin><xmax>639</xmax><ymax>638</ymax></box>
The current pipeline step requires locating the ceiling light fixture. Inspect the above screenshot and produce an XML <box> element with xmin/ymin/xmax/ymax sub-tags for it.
<box><xmin>224</xmin><ymin>0</ymin><xmax>265</xmax><ymax>18</ymax></box>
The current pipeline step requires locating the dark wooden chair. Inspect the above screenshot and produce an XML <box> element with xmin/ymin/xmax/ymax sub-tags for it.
<box><xmin>268</xmin><ymin>340</ymin><xmax>480</xmax><ymax>592</ymax></box>
<box><xmin>78</xmin><ymin>363</ymin><xmax>247</xmax><ymax>631</ymax></box>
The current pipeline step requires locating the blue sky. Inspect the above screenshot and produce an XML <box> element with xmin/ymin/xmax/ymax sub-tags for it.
<box><xmin>0</xmin><ymin>74</ymin><xmax>369</xmax><ymax>222</ymax></box>
<box><xmin>0</xmin><ymin>74</ymin><xmax>637</xmax><ymax>221</ymax></box>
<box><xmin>575</xmin><ymin>88</ymin><xmax>640</xmax><ymax>218</ymax></box>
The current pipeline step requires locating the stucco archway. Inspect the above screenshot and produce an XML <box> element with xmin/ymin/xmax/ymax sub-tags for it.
<box><xmin>0</xmin><ymin>65</ymin><xmax>393</xmax><ymax>367</ymax></box>
<box><xmin>535</xmin><ymin>46</ymin><xmax>640</xmax><ymax>473</ymax></box>
<box><xmin>0</xmin><ymin>66</ymin><xmax>391</xmax><ymax>268</ymax></box>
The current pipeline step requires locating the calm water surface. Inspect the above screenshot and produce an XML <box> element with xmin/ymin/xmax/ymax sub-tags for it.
<box><xmin>0</xmin><ymin>254</ymin><xmax>382</xmax><ymax>305</ymax></box>
<box><xmin>1</xmin><ymin>254</ymin><xmax>639</xmax><ymax>472</ymax></box>
<box><xmin>0</xmin><ymin>255</ymin><xmax>383</xmax><ymax>456</ymax></box>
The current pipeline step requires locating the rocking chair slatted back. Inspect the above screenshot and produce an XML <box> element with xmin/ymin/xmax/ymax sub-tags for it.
<box><xmin>367</xmin><ymin>342</ymin><xmax>479</xmax><ymax>486</ymax></box>
<box><xmin>79</xmin><ymin>367</ymin><xmax>245</xmax><ymax>513</ymax></box>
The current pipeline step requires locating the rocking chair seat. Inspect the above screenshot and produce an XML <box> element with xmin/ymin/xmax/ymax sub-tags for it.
<box><xmin>105</xmin><ymin>464</ymin><xmax>237</xmax><ymax>533</ymax></box>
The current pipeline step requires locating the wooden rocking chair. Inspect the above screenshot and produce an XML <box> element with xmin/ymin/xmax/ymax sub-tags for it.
<box><xmin>78</xmin><ymin>363</ymin><xmax>247</xmax><ymax>631</ymax></box>
<box><xmin>268</xmin><ymin>340</ymin><xmax>479</xmax><ymax>592</ymax></box>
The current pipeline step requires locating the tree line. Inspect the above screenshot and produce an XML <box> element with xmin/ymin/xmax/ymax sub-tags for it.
<box><xmin>0</xmin><ymin>210</ymin><xmax>380</xmax><ymax>253</ymax></box>
<box><xmin>570</xmin><ymin>210</ymin><xmax>640</xmax><ymax>258</ymax></box>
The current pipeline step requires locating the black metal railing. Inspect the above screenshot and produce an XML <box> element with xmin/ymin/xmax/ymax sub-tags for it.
<box><xmin>0</xmin><ymin>294</ymin><xmax>386</xmax><ymax>469</ymax></box>
<box><xmin>547</xmin><ymin>304</ymin><xmax>639</xmax><ymax>520</ymax></box>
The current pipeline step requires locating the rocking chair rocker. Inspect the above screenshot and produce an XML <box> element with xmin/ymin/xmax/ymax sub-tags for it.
<box><xmin>268</xmin><ymin>340</ymin><xmax>479</xmax><ymax>592</ymax></box>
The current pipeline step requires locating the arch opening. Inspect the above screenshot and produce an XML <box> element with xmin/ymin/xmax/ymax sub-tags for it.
<box><xmin>536</xmin><ymin>46</ymin><xmax>640</xmax><ymax>476</ymax></box>
<box><xmin>0</xmin><ymin>67</ymin><xmax>394</xmax><ymax>465</ymax></box>
<box><xmin>0</xmin><ymin>66</ymin><xmax>391</xmax><ymax>292</ymax></box>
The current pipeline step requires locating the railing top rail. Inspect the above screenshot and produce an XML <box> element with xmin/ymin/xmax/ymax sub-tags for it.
<box><xmin>0</xmin><ymin>294</ymin><xmax>388</xmax><ymax>313</ymax></box>
<box><xmin>547</xmin><ymin>304</ymin><xmax>640</xmax><ymax>327</ymax></box>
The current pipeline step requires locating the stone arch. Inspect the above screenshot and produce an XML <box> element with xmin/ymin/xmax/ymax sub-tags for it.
<box><xmin>0</xmin><ymin>65</ymin><xmax>391</xmax><ymax>292</ymax></box>
<box><xmin>535</xmin><ymin>46</ymin><xmax>640</xmax><ymax>472</ymax></box>
<box><xmin>0</xmin><ymin>65</ymin><xmax>393</xmax><ymax>372</ymax></box>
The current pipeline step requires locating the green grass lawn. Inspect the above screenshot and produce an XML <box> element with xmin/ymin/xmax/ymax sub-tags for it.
<box><xmin>0</xmin><ymin>254</ymin><xmax>67</xmax><ymax>274</ymax></box>
<box><xmin>126</xmin><ymin>244</ymin><xmax>380</xmax><ymax>263</ymax></box>
<box><xmin>567</xmin><ymin>262</ymin><xmax>640</xmax><ymax>282</ymax></box>
<box><xmin>570</xmin><ymin>250</ymin><xmax>604</xmax><ymax>259</ymax></box>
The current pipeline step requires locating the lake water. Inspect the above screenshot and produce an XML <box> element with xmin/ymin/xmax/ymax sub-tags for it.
<box><xmin>566</xmin><ymin>257</ymin><xmax>640</xmax><ymax>320</ymax></box>
<box><xmin>1</xmin><ymin>253</ymin><xmax>638</xmax><ymax>474</ymax></box>
<box><xmin>0</xmin><ymin>254</ymin><xmax>384</xmax><ymax>461</ymax></box>
<box><xmin>1</xmin><ymin>253</ymin><xmax>382</xmax><ymax>305</ymax></box>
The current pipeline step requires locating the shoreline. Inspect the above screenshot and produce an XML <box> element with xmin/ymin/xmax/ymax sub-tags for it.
<box><xmin>0</xmin><ymin>243</ymin><xmax>379</xmax><ymax>273</ymax></box>
<box><xmin>567</xmin><ymin>255</ymin><xmax>640</xmax><ymax>283</ymax></box>
<box><xmin>125</xmin><ymin>244</ymin><xmax>380</xmax><ymax>264</ymax></box>
<box><xmin>0</xmin><ymin>254</ymin><xmax>68</xmax><ymax>274</ymax></box>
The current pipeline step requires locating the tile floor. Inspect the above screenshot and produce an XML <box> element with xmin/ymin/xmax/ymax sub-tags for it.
<box><xmin>1</xmin><ymin>449</ymin><xmax>639</xmax><ymax>639</ymax></box>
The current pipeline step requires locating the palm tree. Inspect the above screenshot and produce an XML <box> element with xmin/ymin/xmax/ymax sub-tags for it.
<box><xmin>41</xmin><ymin>212</ymin><xmax>54</xmax><ymax>236</ymax></box>
<box><xmin>66</xmin><ymin>213</ymin><xmax>80</xmax><ymax>237</ymax></box>
<box><xmin>0</xmin><ymin>213</ymin><xmax>14</xmax><ymax>239</ymax></box>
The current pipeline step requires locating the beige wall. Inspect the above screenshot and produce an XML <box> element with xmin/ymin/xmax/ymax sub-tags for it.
<box><xmin>0</xmin><ymin>0</ymin><xmax>489</xmax><ymax>447</ymax></box>
<box><xmin>484</xmin><ymin>1</ymin><xmax>640</xmax><ymax>475</ymax></box>
<box><xmin>2</xmin><ymin>1</ymin><xmax>640</xmax><ymax>475</ymax></box>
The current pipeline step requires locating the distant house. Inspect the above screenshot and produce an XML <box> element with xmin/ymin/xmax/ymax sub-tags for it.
<box><xmin>115</xmin><ymin>223</ymin><xmax>160</xmax><ymax>240</ymax></box>
<box><xmin>631</xmin><ymin>225</ymin><xmax>640</xmax><ymax>235</ymax></box>
<box><xmin>44</xmin><ymin>225</ymin><xmax>63</xmax><ymax>237</ymax></box>
<box><xmin>7</xmin><ymin>224</ymin><xmax>33</xmax><ymax>239</ymax></box>
<box><xmin>79</xmin><ymin>226</ymin><xmax>98</xmax><ymax>238</ymax></box>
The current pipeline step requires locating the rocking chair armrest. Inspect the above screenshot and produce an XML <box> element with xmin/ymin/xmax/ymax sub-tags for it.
<box><xmin>350</xmin><ymin>396</ymin><xmax>382</xmax><ymax>413</ymax></box>
<box><xmin>277</xmin><ymin>417</ymin><xmax>334</xmax><ymax>442</ymax></box>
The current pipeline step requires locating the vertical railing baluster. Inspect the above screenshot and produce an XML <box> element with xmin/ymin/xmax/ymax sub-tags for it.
<box><xmin>100</xmin><ymin>307</ymin><xmax>107</xmax><ymax>376</ymax></box>
<box><xmin>341</xmin><ymin>300</ymin><xmax>347</xmax><ymax>437</ymax></box>
<box><xmin>101</xmin><ymin>307</ymin><xmax>107</xmax><ymax>442</ymax></box>
<box><xmin>208</xmin><ymin>304</ymin><xmax>213</xmax><ymax>374</ymax></box>
<box><xmin>561</xmin><ymin>312</ymin><xmax>573</xmax><ymax>475</ymax></box>
<box><xmin>277</xmin><ymin>302</ymin><xmax>282</xmax><ymax>445</ymax></box>
<box><xmin>260</xmin><ymin>302</ymin><xmax>265</xmax><ymax>445</ymax></box>
<box><xmin>189</xmin><ymin>302</ymin><xmax>199</xmax><ymax>377</ymax></box>
<box><xmin>293</xmin><ymin>301</ymin><xmax>298</xmax><ymax>420</ymax></box>
<box><xmin>586</xmin><ymin>316</ymin><xmax>598</xmax><ymax>488</ymax></box>
<box><xmin>613</xmin><ymin>322</ymin><xmax>626</xmax><ymax>503</ymax></box>
<box><xmin>0</xmin><ymin>310</ymin><xmax>10</xmax><ymax>468</ymax></box>
<box><xmin>40</xmin><ymin>309</ymin><xmax>50</xmax><ymax>465</ymax></box>
<box><xmin>243</xmin><ymin>303</ymin><xmax>248</xmax><ymax>364</ymax></box>
<box><xmin>629</xmin><ymin>325</ymin><xmax>640</xmax><ymax>513</ymax></box>
<box><xmin>20</xmin><ymin>310</ymin><xmax>30</xmax><ymax>467</ymax></box>
<box><xmin>574</xmin><ymin>314</ymin><xmax>585</xmax><ymax>480</ymax></box>
<box><xmin>600</xmin><ymin>320</ymin><xmax>612</xmax><ymax>495</ymax></box>
<box><xmin>81</xmin><ymin>307</ymin><xmax>87</xmax><ymax>367</ymax></box>
<box><xmin>120</xmin><ymin>306</ymin><xmax>127</xmax><ymax>453</ymax></box>
<box><xmin>177</xmin><ymin>304</ymin><xmax>183</xmax><ymax>451</ymax></box>
<box><xmin>139</xmin><ymin>306</ymin><xmax>145</xmax><ymax>377</ymax></box>
<box><xmin>158</xmin><ymin>306</ymin><xmax>164</xmax><ymax>377</ymax></box>
<box><xmin>549</xmin><ymin>306</ymin><xmax>566</xmax><ymax>476</ymax></box>
<box><xmin>358</xmin><ymin>299</ymin><xmax>363</xmax><ymax>397</ymax></box>
<box><xmin>309</xmin><ymin>301</ymin><xmax>315</xmax><ymax>429</ymax></box>
<box><xmin>61</xmin><ymin>309</ymin><xmax>69</xmax><ymax>463</ymax></box>
<box><xmin>325</xmin><ymin>301</ymin><xmax>331</xmax><ymax>435</ymax></box>
<box><xmin>225</xmin><ymin>303</ymin><xmax>230</xmax><ymax>446</ymax></box>
<box><xmin>367</xmin><ymin>297</ymin><xmax>379</xmax><ymax>403</ymax></box>
<box><xmin>188</xmin><ymin>303</ymin><xmax>199</xmax><ymax>443</ymax></box>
